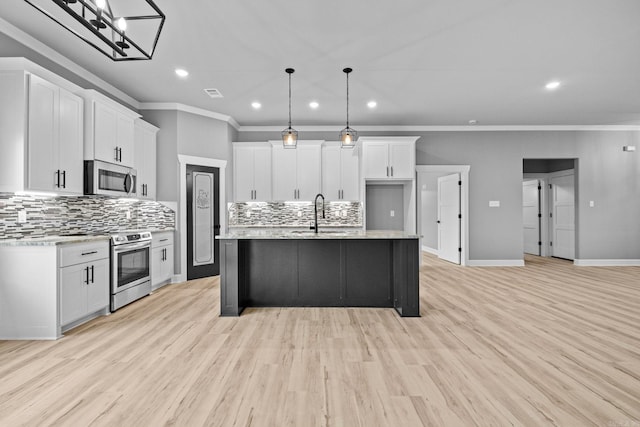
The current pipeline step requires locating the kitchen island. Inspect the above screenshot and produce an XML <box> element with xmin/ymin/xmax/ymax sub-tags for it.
<box><xmin>217</xmin><ymin>230</ymin><xmax>420</xmax><ymax>317</ymax></box>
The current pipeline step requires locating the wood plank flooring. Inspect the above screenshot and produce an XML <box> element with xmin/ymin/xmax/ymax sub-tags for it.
<box><xmin>1</xmin><ymin>254</ymin><xmax>639</xmax><ymax>426</ymax></box>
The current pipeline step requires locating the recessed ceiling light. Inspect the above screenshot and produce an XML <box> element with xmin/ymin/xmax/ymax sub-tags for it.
<box><xmin>309</xmin><ymin>101</ymin><xmax>319</xmax><ymax>109</ymax></box>
<box><xmin>367</xmin><ymin>101</ymin><xmax>377</xmax><ymax>109</ymax></box>
<box><xmin>251</xmin><ymin>102</ymin><xmax>262</xmax><ymax>109</ymax></box>
<box><xmin>545</xmin><ymin>81</ymin><xmax>561</xmax><ymax>90</ymax></box>
<box><xmin>175</xmin><ymin>68</ymin><xmax>189</xmax><ymax>78</ymax></box>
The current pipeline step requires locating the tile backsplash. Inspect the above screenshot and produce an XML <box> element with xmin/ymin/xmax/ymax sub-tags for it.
<box><xmin>229</xmin><ymin>201</ymin><xmax>362</xmax><ymax>228</ymax></box>
<box><xmin>0</xmin><ymin>193</ymin><xmax>175</xmax><ymax>239</ymax></box>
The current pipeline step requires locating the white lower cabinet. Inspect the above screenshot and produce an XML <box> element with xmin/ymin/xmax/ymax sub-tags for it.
<box><xmin>59</xmin><ymin>241</ymin><xmax>110</xmax><ymax>330</ymax></box>
<box><xmin>152</xmin><ymin>231</ymin><xmax>174</xmax><ymax>290</ymax></box>
<box><xmin>0</xmin><ymin>239</ymin><xmax>110</xmax><ymax>340</ymax></box>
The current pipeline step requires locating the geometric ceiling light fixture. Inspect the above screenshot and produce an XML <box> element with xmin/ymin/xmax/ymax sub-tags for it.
<box><xmin>282</xmin><ymin>67</ymin><xmax>298</xmax><ymax>149</ymax></box>
<box><xmin>339</xmin><ymin>67</ymin><xmax>357</xmax><ymax>149</ymax></box>
<box><xmin>23</xmin><ymin>0</ymin><xmax>165</xmax><ymax>61</ymax></box>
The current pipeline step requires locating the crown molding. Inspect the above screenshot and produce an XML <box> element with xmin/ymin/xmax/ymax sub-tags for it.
<box><xmin>238</xmin><ymin>124</ymin><xmax>640</xmax><ymax>132</ymax></box>
<box><xmin>139</xmin><ymin>102</ymin><xmax>240</xmax><ymax>130</ymax></box>
<box><xmin>0</xmin><ymin>17</ymin><xmax>140</xmax><ymax>109</ymax></box>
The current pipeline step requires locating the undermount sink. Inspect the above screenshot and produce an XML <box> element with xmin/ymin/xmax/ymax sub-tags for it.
<box><xmin>287</xmin><ymin>230</ymin><xmax>351</xmax><ymax>235</ymax></box>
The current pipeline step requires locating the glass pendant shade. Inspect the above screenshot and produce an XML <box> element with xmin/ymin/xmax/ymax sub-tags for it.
<box><xmin>282</xmin><ymin>68</ymin><xmax>297</xmax><ymax>148</ymax></box>
<box><xmin>340</xmin><ymin>127</ymin><xmax>357</xmax><ymax>148</ymax></box>
<box><xmin>340</xmin><ymin>67</ymin><xmax>356</xmax><ymax>149</ymax></box>
<box><xmin>282</xmin><ymin>127</ymin><xmax>298</xmax><ymax>148</ymax></box>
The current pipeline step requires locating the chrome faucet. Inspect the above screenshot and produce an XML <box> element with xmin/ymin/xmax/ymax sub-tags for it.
<box><xmin>312</xmin><ymin>193</ymin><xmax>325</xmax><ymax>233</ymax></box>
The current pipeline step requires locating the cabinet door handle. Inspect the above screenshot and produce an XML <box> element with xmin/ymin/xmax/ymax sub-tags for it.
<box><xmin>159</xmin><ymin>238</ymin><xmax>168</xmax><ymax>243</ymax></box>
<box><xmin>81</xmin><ymin>251</ymin><xmax>98</xmax><ymax>256</ymax></box>
<box><xmin>386</xmin><ymin>166</ymin><xmax>389</xmax><ymax>177</ymax></box>
<box><xmin>391</xmin><ymin>166</ymin><xmax>394</xmax><ymax>177</ymax></box>
<box><xmin>115</xmin><ymin>147</ymin><xmax>119</xmax><ymax>162</ymax></box>
<box><xmin>62</xmin><ymin>170</ymin><xmax>66</xmax><ymax>188</ymax></box>
<box><xmin>119</xmin><ymin>147</ymin><xmax>123</xmax><ymax>162</ymax></box>
<box><xmin>84</xmin><ymin>266</ymin><xmax>89</xmax><ymax>284</ymax></box>
<box><xmin>91</xmin><ymin>265</ymin><xmax>94</xmax><ymax>283</ymax></box>
<box><xmin>55</xmin><ymin>170</ymin><xmax>60</xmax><ymax>188</ymax></box>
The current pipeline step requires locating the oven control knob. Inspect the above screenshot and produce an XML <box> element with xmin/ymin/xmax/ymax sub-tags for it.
<box><xmin>115</xmin><ymin>236</ymin><xmax>126</xmax><ymax>243</ymax></box>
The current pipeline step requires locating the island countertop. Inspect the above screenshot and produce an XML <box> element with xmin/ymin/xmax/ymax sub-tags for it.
<box><xmin>217</xmin><ymin>229</ymin><xmax>420</xmax><ymax>240</ymax></box>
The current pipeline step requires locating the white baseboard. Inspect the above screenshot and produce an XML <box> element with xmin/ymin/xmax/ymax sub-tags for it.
<box><xmin>421</xmin><ymin>246</ymin><xmax>438</xmax><ymax>255</ymax></box>
<box><xmin>574</xmin><ymin>259</ymin><xmax>640</xmax><ymax>266</ymax></box>
<box><xmin>467</xmin><ymin>260</ymin><xmax>525</xmax><ymax>267</ymax></box>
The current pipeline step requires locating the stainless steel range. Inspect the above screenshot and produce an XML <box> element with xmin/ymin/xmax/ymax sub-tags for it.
<box><xmin>110</xmin><ymin>231</ymin><xmax>152</xmax><ymax>311</ymax></box>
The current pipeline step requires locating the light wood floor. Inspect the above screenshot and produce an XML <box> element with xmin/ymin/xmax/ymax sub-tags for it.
<box><xmin>1</xmin><ymin>254</ymin><xmax>639</xmax><ymax>427</ymax></box>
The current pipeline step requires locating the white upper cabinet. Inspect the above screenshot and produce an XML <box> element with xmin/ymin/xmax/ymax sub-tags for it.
<box><xmin>83</xmin><ymin>89</ymin><xmax>140</xmax><ymax>168</ymax></box>
<box><xmin>233</xmin><ymin>143</ymin><xmax>272</xmax><ymax>202</ymax></box>
<box><xmin>322</xmin><ymin>143</ymin><xmax>360</xmax><ymax>201</ymax></box>
<box><xmin>0</xmin><ymin>70</ymin><xmax>83</xmax><ymax>194</ymax></box>
<box><xmin>134</xmin><ymin>119</ymin><xmax>158</xmax><ymax>200</ymax></box>
<box><xmin>361</xmin><ymin>137</ymin><xmax>418</xmax><ymax>180</ymax></box>
<box><xmin>271</xmin><ymin>142</ymin><xmax>322</xmax><ymax>201</ymax></box>
<box><xmin>57</xmin><ymin>89</ymin><xmax>84</xmax><ymax>194</ymax></box>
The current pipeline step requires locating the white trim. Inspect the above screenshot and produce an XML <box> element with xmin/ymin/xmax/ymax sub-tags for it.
<box><xmin>140</xmin><ymin>102</ymin><xmax>240</xmax><ymax>130</ymax></box>
<box><xmin>238</xmin><ymin>124</ymin><xmax>640</xmax><ymax>132</ymax></box>
<box><xmin>0</xmin><ymin>18</ymin><xmax>140</xmax><ymax>108</ymax></box>
<box><xmin>177</xmin><ymin>155</ymin><xmax>227</xmax><ymax>283</ymax></box>
<box><xmin>467</xmin><ymin>260</ymin><xmax>525</xmax><ymax>267</ymax></box>
<box><xmin>422</xmin><ymin>246</ymin><xmax>438</xmax><ymax>255</ymax></box>
<box><xmin>574</xmin><ymin>259</ymin><xmax>640</xmax><ymax>266</ymax></box>
<box><xmin>416</xmin><ymin>165</ymin><xmax>470</xmax><ymax>266</ymax></box>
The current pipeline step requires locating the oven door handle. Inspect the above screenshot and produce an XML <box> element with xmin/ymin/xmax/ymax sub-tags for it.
<box><xmin>113</xmin><ymin>241</ymin><xmax>151</xmax><ymax>252</ymax></box>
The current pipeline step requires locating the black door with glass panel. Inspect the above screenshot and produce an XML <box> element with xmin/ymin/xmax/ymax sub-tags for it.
<box><xmin>186</xmin><ymin>164</ymin><xmax>220</xmax><ymax>279</ymax></box>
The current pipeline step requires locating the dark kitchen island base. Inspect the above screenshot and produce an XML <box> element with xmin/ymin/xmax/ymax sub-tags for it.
<box><xmin>218</xmin><ymin>231</ymin><xmax>420</xmax><ymax>317</ymax></box>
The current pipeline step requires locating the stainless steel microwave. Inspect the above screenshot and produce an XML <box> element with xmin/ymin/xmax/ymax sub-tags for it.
<box><xmin>84</xmin><ymin>160</ymin><xmax>137</xmax><ymax>197</ymax></box>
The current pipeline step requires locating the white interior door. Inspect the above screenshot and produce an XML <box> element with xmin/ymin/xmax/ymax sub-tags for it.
<box><xmin>523</xmin><ymin>179</ymin><xmax>541</xmax><ymax>255</ymax></box>
<box><xmin>437</xmin><ymin>173</ymin><xmax>461</xmax><ymax>264</ymax></box>
<box><xmin>551</xmin><ymin>172</ymin><xmax>575</xmax><ymax>260</ymax></box>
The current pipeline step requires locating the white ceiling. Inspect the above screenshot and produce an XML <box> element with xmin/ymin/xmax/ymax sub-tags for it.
<box><xmin>1</xmin><ymin>0</ymin><xmax>640</xmax><ymax>127</ymax></box>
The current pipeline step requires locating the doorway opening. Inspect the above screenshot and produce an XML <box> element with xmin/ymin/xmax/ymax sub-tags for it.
<box><xmin>416</xmin><ymin>165</ymin><xmax>470</xmax><ymax>266</ymax></box>
<box><xmin>178</xmin><ymin>155</ymin><xmax>227</xmax><ymax>283</ymax></box>
<box><xmin>523</xmin><ymin>159</ymin><xmax>577</xmax><ymax>261</ymax></box>
<box><xmin>186</xmin><ymin>164</ymin><xmax>220</xmax><ymax>279</ymax></box>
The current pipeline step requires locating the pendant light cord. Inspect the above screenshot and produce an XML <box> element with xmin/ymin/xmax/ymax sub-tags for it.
<box><xmin>288</xmin><ymin>72</ymin><xmax>292</xmax><ymax>128</ymax></box>
<box><xmin>346</xmin><ymin>71</ymin><xmax>350</xmax><ymax>127</ymax></box>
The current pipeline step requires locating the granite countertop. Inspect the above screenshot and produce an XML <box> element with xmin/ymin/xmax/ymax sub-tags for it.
<box><xmin>0</xmin><ymin>228</ymin><xmax>176</xmax><ymax>247</ymax></box>
<box><xmin>217</xmin><ymin>229</ymin><xmax>420</xmax><ymax>240</ymax></box>
<box><xmin>0</xmin><ymin>235</ymin><xmax>111</xmax><ymax>247</ymax></box>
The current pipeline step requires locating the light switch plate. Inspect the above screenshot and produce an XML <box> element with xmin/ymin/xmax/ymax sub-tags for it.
<box><xmin>589</xmin><ymin>200</ymin><xmax>595</xmax><ymax>207</ymax></box>
<box><xmin>18</xmin><ymin>210</ymin><xmax>27</xmax><ymax>223</ymax></box>
<box><xmin>390</xmin><ymin>210</ymin><xmax>395</xmax><ymax>217</ymax></box>
<box><xmin>489</xmin><ymin>201</ymin><xmax>500</xmax><ymax>207</ymax></box>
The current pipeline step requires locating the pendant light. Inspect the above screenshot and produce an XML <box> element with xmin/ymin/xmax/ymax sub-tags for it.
<box><xmin>282</xmin><ymin>68</ymin><xmax>298</xmax><ymax>149</ymax></box>
<box><xmin>339</xmin><ymin>67</ymin><xmax>357</xmax><ymax>148</ymax></box>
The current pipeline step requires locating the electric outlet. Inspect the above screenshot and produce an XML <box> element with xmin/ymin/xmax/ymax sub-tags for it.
<box><xmin>246</xmin><ymin>211</ymin><xmax>251</xmax><ymax>218</ymax></box>
<box><xmin>390</xmin><ymin>210</ymin><xmax>395</xmax><ymax>217</ymax></box>
<box><xmin>126</xmin><ymin>210</ymin><xmax>131</xmax><ymax>220</ymax></box>
<box><xmin>17</xmin><ymin>210</ymin><xmax>27</xmax><ymax>223</ymax></box>
<box><xmin>342</xmin><ymin>210</ymin><xmax>347</xmax><ymax>218</ymax></box>
<box><xmin>297</xmin><ymin>211</ymin><xmax>302</xmax><ymax>217</ymax></box>
<box><xmin>589</xmin><ymin>200</ymin><xmax>595</xmax><ymax>207</ymax></box>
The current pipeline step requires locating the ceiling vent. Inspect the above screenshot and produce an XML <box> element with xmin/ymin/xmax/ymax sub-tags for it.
<box><xmin>203</xmin><ymin>88</ymin><xmax>223</xmax><ymax>98</ymax></box>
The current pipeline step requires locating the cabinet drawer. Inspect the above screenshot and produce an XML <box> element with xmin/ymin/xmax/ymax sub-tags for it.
<box><xmin>152</xmin><ymin>231</ymin><xmax>174</xmax><ymax>248</ymax></box>
<box><xmin>59</xmin><ymin>241</ymin><xmax>109</xmax><ymax>267</ymax></box>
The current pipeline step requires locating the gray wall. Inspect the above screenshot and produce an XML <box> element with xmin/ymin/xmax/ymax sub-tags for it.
<box><xmin>238</xmin><ymin>129</ymin><xmax>640</xmax><ymax>261</ymax></box>
<box><xmin>365</xmin><ymin>184</ymin><xmax>404</xmax><ymax>231</ymax></box>
<box><xmin>523</xmin><ymin>158</ymin><xmax>576</xmax><ymax>173</ymax></box>
<box><xmin>140</xmin><ymin>109</ymin><xmax>234</xmax><ymax>276</ymax></box>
